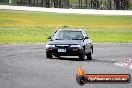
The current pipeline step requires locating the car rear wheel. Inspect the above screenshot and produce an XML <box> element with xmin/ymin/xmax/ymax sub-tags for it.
<box><xmin>87</xmin><ymin>53</ymin><xmax>92</xmax><ymax>60</ymax></box>
<box><xmin>46</xmin><ymin>54</ymin><xmax>52</xmax><ymax>59</ymax></box>
<box><xmin>91</xmin><ymin>46</ymin><xmax>93</xmax><ymax>53</ymax></box>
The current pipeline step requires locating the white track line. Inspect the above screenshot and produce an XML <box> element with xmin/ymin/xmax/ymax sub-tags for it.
<box><xmin>114</xmin><ymin>58</ymin><xmax>132</xmax><ymax>70</ymax></box>
<box><xmin>0</xmin><ymin>5</ymin><xmax>132</xmax><ymax>16</ymax></box>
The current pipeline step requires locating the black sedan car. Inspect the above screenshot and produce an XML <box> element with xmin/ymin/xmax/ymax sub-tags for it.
<box><xmin>46</xmin><ymin>29</ymin><xmax>93</xmax><ymax>60</ymax></box>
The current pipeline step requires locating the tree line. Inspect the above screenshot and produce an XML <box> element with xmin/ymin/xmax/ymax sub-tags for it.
<box><xmin>0</xmin><ymin>0</ymin><xmax>130</xmax><ymax>10</ymax></box>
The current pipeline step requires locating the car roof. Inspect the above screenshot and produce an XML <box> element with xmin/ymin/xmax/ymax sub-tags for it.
<box><xmin>58</xmin><ymin>29</ymin><xmax>83</xmax><ymax>32</ymax></box>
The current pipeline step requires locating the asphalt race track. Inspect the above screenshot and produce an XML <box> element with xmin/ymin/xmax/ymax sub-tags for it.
<box><xmin>0</xmin><ymin>44</ymin><xmax>132</xmax><ymax>88</ymax></box>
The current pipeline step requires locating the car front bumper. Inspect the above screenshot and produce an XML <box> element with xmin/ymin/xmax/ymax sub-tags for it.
<box><xmin>46</xmin><ymin>47</ymin><xmax>84</xmax><ymax>56</ymax></box>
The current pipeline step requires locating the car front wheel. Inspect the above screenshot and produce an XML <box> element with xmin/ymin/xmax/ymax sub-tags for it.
<box><xmin>79</xmin><ymin>50</ymin><xmax>85</xmax><ymax>61</ymax></box>
<box><xmin>46</xmin><ymin>54</ymin><xmax>52</xmax><ymax>59</ymax></box>
<box><xmin>87</xmin><ymin>53</ymin><xmax>92</xmax><ymax>60</ymax></box>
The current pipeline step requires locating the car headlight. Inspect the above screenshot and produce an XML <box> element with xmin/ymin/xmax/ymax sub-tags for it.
<box><xmin>70</xmin><ymin>45</ymin><xmax>81</xmax><ymax>48</ymax></box>
<box><xmin>46</xmin><ymin>45</ymin><xmax>55</xmax><ymax>48</ymax></box>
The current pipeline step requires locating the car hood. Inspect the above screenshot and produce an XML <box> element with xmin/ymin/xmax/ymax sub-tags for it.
<box><xmin>47</xmin><ymin>40</ymin><xmax>83</xmax><ymax>46</ymax></box>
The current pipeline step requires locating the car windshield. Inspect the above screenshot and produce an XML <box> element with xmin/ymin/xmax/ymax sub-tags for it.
<box><xmin>53</xmin><ymin>30</ymin><xmax>84</xmax><ymax>40</ymax></box>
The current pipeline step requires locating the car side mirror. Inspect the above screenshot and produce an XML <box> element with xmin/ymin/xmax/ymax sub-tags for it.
<box><xmin>85</xmin><ymin>36</ymin><xmax>89</xmax><ymax>39</ymax></box>
<box><xmin>47</xmin><ymin>36</ymin><xmax>51</xmax><ymax>39</ymax></box>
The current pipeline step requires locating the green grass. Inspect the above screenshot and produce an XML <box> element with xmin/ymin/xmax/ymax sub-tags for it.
<box><xmin>0</xmin><ymin>27</ymin><xmax>52</xmax><ymax>43</ymax></box>
<box><xmin>0</xmin><ymin>10</ymin><xmax>132</xmax><ymax>44</ymax></box>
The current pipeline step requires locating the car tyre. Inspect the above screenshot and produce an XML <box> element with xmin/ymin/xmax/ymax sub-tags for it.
<box><xmin>46</xmin><ymin>54</ymin><xmax>52</xmax><ymax>59</ymax></box>
<box><xmin>87</xmin><ymin>53</ymin><xmax>92</xmax><ymax>60</ymax></box>
<box><xmin>91</xmin><ymin>46</ymin><xmax>93</xmax><ymax>53</ymax></box>
<box><xmin>79</xmin><ymin>50</ymin><xmax>85</xmax><ymax>61</ymax></box>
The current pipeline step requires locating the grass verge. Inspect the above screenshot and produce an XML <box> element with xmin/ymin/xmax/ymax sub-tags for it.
<box><xmin>0</xmin><ymin>10</ymin><xmax>132</xmax><ymax>44</ymax></box>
